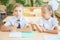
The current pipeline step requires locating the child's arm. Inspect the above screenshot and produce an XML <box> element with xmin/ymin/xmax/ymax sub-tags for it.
<box><xmin>44</xmin><ymin>26</ymin><xmax>58</xmax><ymax>34</ymax></box>
<box><xmin>31</xmin><ymin>23</ymin><xmax>44</xmax><ymax>32</ymax></box>
<box><xmin>31</xmin><ymin>24</ymin><xmax>39</xmax><ymax>31</ymax></box>
<box><xmin>35</xmin><ymin>24</ymin><xmax>58</xmax><ymax>34</ymax></box>
<box><xmin>1</xmin><ymin>25</ymin><xmax>13</xmax><ymax>32</ymax></box>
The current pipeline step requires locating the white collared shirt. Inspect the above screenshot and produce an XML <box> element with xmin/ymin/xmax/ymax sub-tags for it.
<box><xmin>4</xmin><ymin>16</ymin><xmax>29</xmax><ymax>28</ymax></box>
<box><xmin>38</xmin><ymin>17</ymin><xmax>58</xmax><ymax>30</ymax></box>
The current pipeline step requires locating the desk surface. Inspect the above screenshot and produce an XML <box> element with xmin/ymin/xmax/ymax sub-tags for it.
<box><xmin>0</xmin><ymin>32</ymin><xmax>57</xmax><ymax>40</ymax></box>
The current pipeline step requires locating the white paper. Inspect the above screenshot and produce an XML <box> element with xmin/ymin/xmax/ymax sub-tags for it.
<box><xmin>9</xmin><ymin>32</ymin><xmax>34</xmax><ymax>38</ymax></box>
<box><xmin>9</xmin><ymin>32</ymin><xmax>22</xmax><ymax>38</ymax></box>
<box><xmin>44</xmin><ymin>35</ymin><xmax>60</xmax><ymax>40</ymax></box>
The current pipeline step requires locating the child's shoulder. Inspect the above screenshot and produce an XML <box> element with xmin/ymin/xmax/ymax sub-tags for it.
<box><xmin>39</xmin><ymin>17</ymin><xmax>42</xmax><ymax>19</ymax></box>
<box><xmin>51</xmin><ymin>17</ymin><xmax>57</xmax><ymax>20</ymax></box>
<box><xmin>51</xmin><ymin>17</ymin><xmax>57</xmax><ymax>22</ymax></box>
<box><xmin>20</xmin><ymin>16</ymin><xmax>29</xmax><ymax>22</ymax></box>
<box><xmin>9</xmin><ymin>16</ymin><xmax>15</xmax><ymax>19</ymax></box>
<box><xmin>39</xmin><ymin>17</ymin><xmax>43</xmax><ymax>21</ymax></box>
<box><xmin>7</xmin><ymin>16</ymin><xmax>16</xmax><ymax>21</ymax></box>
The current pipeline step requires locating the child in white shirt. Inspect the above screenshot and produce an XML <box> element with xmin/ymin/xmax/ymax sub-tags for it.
<box><xmin>1</xmin><ymin>4</ymin><xmax>32</xmax><ymax>32</ymax></box>
<box><xmin>37</xmin><ymin>5</ymin><xmax>58</xmax><ymax>34</ymax></box>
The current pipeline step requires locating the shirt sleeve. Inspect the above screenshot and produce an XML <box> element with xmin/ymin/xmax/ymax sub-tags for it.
<box><xmin>24</xmin><ymin>17</ymin><xmax>29</xmax><ymax>27</ymax></box>
<box><xmin>4</xmin><ymin>19</ymin><xmax>11</xmax><ymax>27</ymax></box>
<box><xmin>52</xmin><ymin>18</ymin><xmax>58</xmax><ymax>28</ymax></box>
<box><xmin>21</xmin><ymin>17</ymin><xmax>29</xmax><ymax>28</ymax></box>
<box><xmin>38</xmin><ymin>18</ymin><xmax>43</xmax><ymax>27</ymax></box>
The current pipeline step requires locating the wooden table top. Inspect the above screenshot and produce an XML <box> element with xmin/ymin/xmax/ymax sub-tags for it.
<box><xmin>0</xmin><ymin>31</ymin><xmax>58</xmax><ymax>40</ymax></box>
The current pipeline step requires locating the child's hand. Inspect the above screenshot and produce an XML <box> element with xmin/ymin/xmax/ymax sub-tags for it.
<box><xmin>35</xmin><ymin>24</ymin><xmax>44</xmax><ymax>32</ymax></box>
<box><xmin>14</xmin><ymin>22</ymin><xmax>18</xmax><ymax>28</ymax></box>
<box><xmin>12</xmin><ymin>22</ymin><xmax>18</xmax><ymax>32</ymax></box>
<box><xmin>36</xmin><ymin>24</ymin><xmax>46</xmax><ymax>32</ymax></box>
<box><xmin>41</xmin><ymin>27</ymin><xmax>46</xmax><ymax>32</ymax></box>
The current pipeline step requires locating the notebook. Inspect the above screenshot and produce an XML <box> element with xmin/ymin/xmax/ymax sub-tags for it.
<box><xmin>22</xmin><ymin>32</ymin><xmax>34</xmax><ymax>38</ymax></box>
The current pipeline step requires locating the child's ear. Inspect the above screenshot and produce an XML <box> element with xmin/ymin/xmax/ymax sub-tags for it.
<box><xmin>50</xmin><ymin>11</ymin><xmax>52</xmax><ymax>15</ymax></box>
<box><xmin>50</xmin><ymin>11</ymin><xmax>53</xmax><ymax>17</ymax></box>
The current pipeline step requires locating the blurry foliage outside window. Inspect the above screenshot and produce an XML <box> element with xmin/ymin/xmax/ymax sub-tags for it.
<box><xmin>0</xmin><ymin>0</ymin><xmax>44</xmax><ymax>13</ymax></box>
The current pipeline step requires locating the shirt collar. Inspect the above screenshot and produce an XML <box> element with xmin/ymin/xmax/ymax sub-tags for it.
<box><xmin>42</xmin><ymin>17</ymin><xmax>52</xmax><ymax>22</ymax></box>
<box><xmin>13</xmin><ymin>16</ymin><xmax>24</xmax><ymax>21</ymax></box>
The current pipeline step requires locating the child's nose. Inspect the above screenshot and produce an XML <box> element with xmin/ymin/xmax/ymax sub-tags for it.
<box><xmin>17</xmin><ymin>11</ymin><xmax>20</xmax><ymax>14</ymax></box>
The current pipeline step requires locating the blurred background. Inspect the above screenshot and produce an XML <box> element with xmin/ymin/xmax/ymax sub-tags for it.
<box><xmin>0</xmin><ymin>0</ymin><xmax>60</xmax><ymax>26</ymax></box>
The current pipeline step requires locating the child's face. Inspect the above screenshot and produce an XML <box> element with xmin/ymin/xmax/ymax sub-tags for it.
<box><xmin>41</xmin><ymin>6</ymin><xmax>52</xmax><ymax>19</ymax></box>
<box><xmin>13</xmin><ymin>7</ymin><xmax>23</xmax><ymax>17</ymax></box>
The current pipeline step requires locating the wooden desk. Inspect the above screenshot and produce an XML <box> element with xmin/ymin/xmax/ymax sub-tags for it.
<box><xmin>0</xmin><ymin>32</ymin><xmax>57</xmax><ymax>40</ymax></box>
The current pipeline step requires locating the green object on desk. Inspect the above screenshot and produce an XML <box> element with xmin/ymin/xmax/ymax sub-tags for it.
<box><xmin>57</xmin><ymin>35</ymin><xmax>60</xmax><ymax>40</ymax></box>
<box><xmin>21</xmin><ymin>32</ymin><xmax>34</xmax><ymax>38</ymax></box>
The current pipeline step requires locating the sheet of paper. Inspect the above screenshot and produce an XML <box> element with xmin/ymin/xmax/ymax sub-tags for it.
<box><xmin>9</xmin><ymin>32</ymin><xmax>22</xmax><ymax>38</ymax></box>
<box><xmin>44</xmin><ymin>35</ymin><xmax>58</xmax><ymax>40</ymax></box>
<box><xmin>9</xmin><ymin>32</ymin><xmax>34</xmax><ymax>38</ymax></box>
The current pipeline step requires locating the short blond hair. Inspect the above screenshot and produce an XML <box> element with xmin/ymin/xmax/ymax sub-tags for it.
<box><xmin>13</xmin><ymin>4</ymin><xmax>23</xmax><ymax>10</ymax></box>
